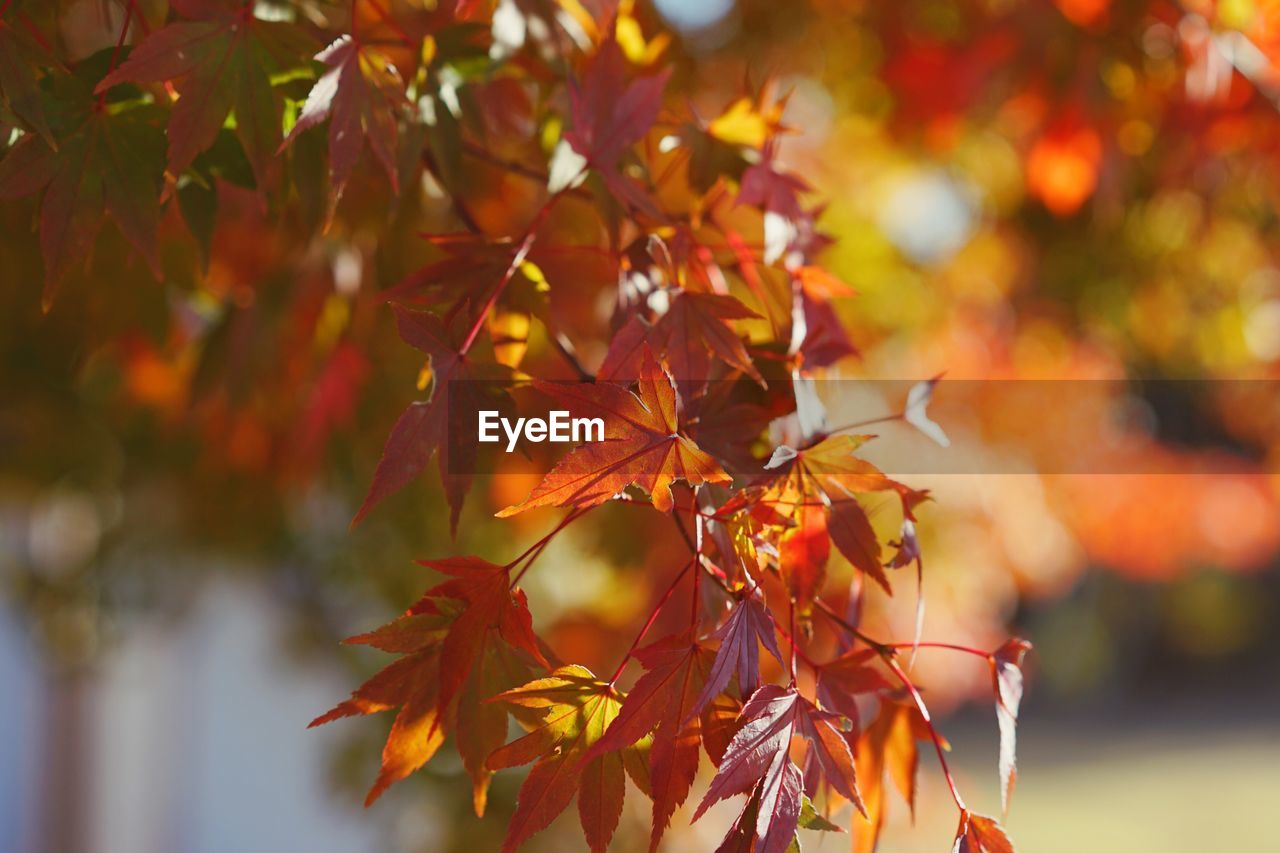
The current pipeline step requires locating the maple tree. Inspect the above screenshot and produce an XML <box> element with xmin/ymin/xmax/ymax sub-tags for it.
<box><xmin>13</xmin><ymin>0</ymin><xmax>1280</xmax><ymax>851</ymax></box>
<box><xmin>1</xmin><ymin>0</ymin><xmax>1035</xmax><ymax>849</ymax></box>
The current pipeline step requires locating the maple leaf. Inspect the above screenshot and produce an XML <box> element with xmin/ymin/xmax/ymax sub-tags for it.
<box><xmin>95</xmin><ymin>0</ymin><xmax>314</xmax><ymax>187</ymax></box>
<box><xmin>952</xmin><ymin>811</ymin><xmax>1015</xmax><ymax>853</ymax></box>
<box><xmin>279</xmin><ymin>35</ymin><xmax>407</xmax><ymax>218</ymax></box>
<box><xmin>737</xmin><ymin>161</ymin><xmax>809</xmax><ymax>265</ymax></box>
<box><xmin>778</xmin><ymin>500</ymin><xmax>830</xmax><ymax>613</ymax></box>
<box><xmin>309</xmin><ymin>603</ymin><xmax>452</xmax><ymax>806</ymax></box>
<box><xmin>498</xmin><ymin>348</ymin><xmax>730</xmax><ymax>516</ymax></box>
<box><xmin>599</xmin><ymin>290</ymin><xmax>764</xmax><ymax>389</ymax></box>
<box><xmin>0</xmin><ymin>17</ymin><xmax>56</xmax><ymax>148</ymax></box>
<box><xmin>689</xmin><ymin>596</ymin><xmax>785</xmax><ymax>720</ymax></box>
<box><xmin>563</xmin><ymin>36</ymin><xmax>670</xmax><ymax>214</ymax></box>
<box><xmin>354</xmin><ymin>306</ymin><xmax>515</xmax><ymax>531</ymax></box>
<box><xmin>904</xmin><ymin>375</ymin><xmax>951</xmax><ymax>447</ymax></box>
<box><xmin>488</xmin><ymin>665</ymin><xmax>646</xmax><ymax>853</ymax></box>
<box><xmin>794</xmin><ymin>287</ymin><xmax>858</xmax><ymax>368</ymax></box>
<box><xmin>814</xmin><ymin>648</ymin><xmax>893</xmax><ymax>735</ymax></box>
<box><xmin>852</xmin><ymin>701</ymin><xmax>934</xmax><ymax>853</ymax></box>
<box><xmin>0</xmin><ymin>93</ymin><xmax>164</xmax><ymax>305</ymax></box>
<box><xmin>581</xmin><ymin>634</ymin><xmax>713</xmax><ymax>850</ymax></box>
<box><xmin>828</xmin><ymin>497</ymin><xmax>889</xmax><ymax>590</ymax></box>
<box><xmin>713</xmin><ymin>790</ymin><xmax>848</xmax><ymax>853</ymax></box>
<box><xmin>763</xmin><ymin>435</ymin><xmax>926</xmax><ymax>598</ymax></box>
<box><xmin>990</xmin><ymin>638</ymin><xmax>1032</xmax><ymax>816</ymax></box>
<box><xmin>312</xmin><ymin>557</ymin><xmax>547</xmax><ymax>809</ymax></box>
<box><xmin>694</xmin><ymin>684</ymin><xmax>863</xmax><ymax>853</ymax></box>
<box><xmin>382</xmin><ymin>233</ymin><xmax>540</xmax><ymax>306</ymax></box>
<box><xmin>701</xmin><ymin>692</ymin><xmax>743</xmax><ymax>767</ymax></box>
<box><xmin>420</xmin><ymin>556</ymin><xmax>549</xmax><ymax>742</ymax></box>
<box><xmin>695</xmin><ymin>685</ymin><xmax>803</xmax><ymax>853</ymax></box>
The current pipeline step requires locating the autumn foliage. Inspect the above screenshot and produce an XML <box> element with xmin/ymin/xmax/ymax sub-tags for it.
<box><xmin>0</xmin><ymin>0</ymin><xmax>1045</xmax><ymax>850</ymax></box>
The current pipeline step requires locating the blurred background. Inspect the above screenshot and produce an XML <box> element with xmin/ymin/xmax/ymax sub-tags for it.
<box><xmin>3</xmin><ymin>0</ymin><xmax>1280</xmax><ymax>851</ymax></box>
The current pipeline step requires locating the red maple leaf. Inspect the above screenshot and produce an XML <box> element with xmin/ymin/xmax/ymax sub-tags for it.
<box><xmin>990</xmin><ymin>638</ymin><xmax>1032</xmax><ymax>816</ymax></box>
<box><xmin>95</xmin><ymin>0</ymin><xmax>314</xmax><ymax>187</ymax></box>
<box><xmin>0</xmin><ymin>104</ymin><xmax>163</xmax><ymax>304</ymax></box>
<box><xmin>599</xmin><ymin>290</ymin><xmax>764</xmax><ymax>388</ymax></box>
<box><xmin>498</xmin><ymin>348</ymin><xmax>730</xmax><ymax>515</ymax></box>
<box><xmin>310</xmin><ymin>556</ymin><xmax>546</xmax><ymax>809</ymax></box>
<box><xmin>580</xmin><ymin>634</ymin><xmax>714</xmax><ymax>849</ymax></box>
<box><xmin>689</xmin><ymin>595</ymin><xmax>785</xmax><ymax>720</ymax></box>
<box><xmin>694</xmin><ymin>683</ymin><xmax>864</xmax><ymax>852</ymax></box>
<box><xmin>354</xmin><ymin>306</ymin><xmax>515</xmax><ymax>531</ymax></box>
<box><xmin>279</xmin><ymin>35</ymin><xmax>408</xmax><ymax>217</ymax></box>
<box><xmin>563</xmin><ymin>37</ymin><xmax>671</xmax><ymax>215</ymax></box>
<box><xmin>952</xmin><ymin>810</ymin><xmax>1016</xmax><ymax>853</ymax></box>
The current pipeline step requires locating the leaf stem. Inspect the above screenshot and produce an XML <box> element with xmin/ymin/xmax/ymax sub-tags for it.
<box><xmin>16</xmin><ymin>12</ymin><xmax>57</xmax><ymax>57</ymax></box>
<box><xmin>366</xmin><ymin>0</ymin><xmax>418</xmax><ymax>49</ymax></box>
<box><xmin>608</xmin><ymin>558</ymin><xmax>695</xmax><ymax>686</ymax></box>
<box><xmin>883</xmin><ymin>654</ymin><xmax>967</xmax><ymax>812</ymax></box>
<box><xmin>458</xmin><ymin>190</ymin><xmax>566</xmax><ymax>356</ymax></box>
<box><xmin>545</xmin><ymin>322</ymin><xmax>594</xmax><ymax>381</ymax></box>
<box><xmin>99</xmin><ymin>0</ymin><xmax>136</xmax><ymax>108</ymax></box>
<box><xmin>886</xmin><ymin>641</ymin><xmax>991</xmax><ymax>659</ymax></box>
<box><xmin>690</xmin><ymin>502</ymin><xmax>702</xmax><ymax>627</ymax></box>
<box><xmin>0</xmin><ymin>0</ymin><xmax>12</xmax><ymax>19</ymax></box>
<box><xmin>508</xmin><ymin>507</ymin><xmax>589</xmax><ymax>587</ymax></box>
<box><xmin>813</xmin><ymin>599</ymin><xmax>894</xmax><ymax>656</ymax></box>
<box><xmin>826</xmin><ymin>413</ymin><xmax>902</xmax><ymax>435</ymax></box>
<box><xmin>774</xmin><ymin>619</ymin><xmax>819</xmax><ymax>670</ymax></box>
<box><xmin>787</xmin><ymin>596</ymin><xmax>798</xmax><ymax>685</ymax></box>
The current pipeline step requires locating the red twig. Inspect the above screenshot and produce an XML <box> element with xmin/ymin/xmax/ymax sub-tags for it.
<box><xmin>690</xmin><ymin>501</ymin><xmax>703</xmax><ymax>627</ymax></box>
<box><xmin>826</xmin><ymin>413</ymin><xmax>903</xmax><ymax>435</ymax></box>
<box><xmin>508</xmin><ymin>508</ymin><xmax>589</xmax><ymax>587</ymax></box>
<box><xmin>458</xmin><ymin>190</ymin><xmax>567</xmax><ymax>356</ymax></box>
<box><xmin>774</xmin><ymin>618</ymin><xmax>820</xmax><ymax>670</ymax></box>
<box><xmin>608</xmin><ymin>558</ymin><xmax>695</xmax><ymax>685</ymax></box>
<box><xmin>366</xmin><ymin>0</ymin><xmax>417</xmax><ymax>49</ymax></box>
<box><xmin>787</xmin><ymin>595</ymin><xmax>798</xmax><ymax>685</ymax></box>
<box><xmin>884</xmin><ymin>654</ymin><xmax>967</xmax><ymax>812</ymax></box>
<box><xmin>98</xmin><ymin>0</ymin><xmax>137</xmax><ymax>108</ymax></box>
<box><xmin>16</xmin><ymin>12</ymin><xmax>58</xmax><ymax>61</ymax></box>
<box><xmin>887</xmin><ymin>641</ymin><xmax>991</xmax><ymax>659</ymax></box>
<box><xmin>814</xmin><ymin>598</ymin><xmax>893</xmax><ymax>655</ymax></box>
<box><xmin>0</xmin><ymin>0</ymin><xmax>14</xmax><ymax>19</ymax></box>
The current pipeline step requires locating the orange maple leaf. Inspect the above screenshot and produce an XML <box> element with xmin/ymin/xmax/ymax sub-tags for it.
<box><xmin>498</xmin><ymin>348</ymin><xmax>730</xmax><ymax>516</ymax></box>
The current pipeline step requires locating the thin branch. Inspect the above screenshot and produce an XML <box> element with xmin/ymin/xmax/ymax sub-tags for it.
<box><xmin>98</xmin><ymin>0</ymin><xmax>136</xmax><ymax>108</ymax></box>
<box><xmin>608</xmin><ymin>558</ymin><xmax>695</xmax><ymax>685</ymax></box>
<box><xmin>774</xmin><ymin>619</ymin><xmax>820</xmax><ymax>670</ymax></box>
<box><xmin>366</xmin><ymin>0</ymin><xmax>417</xmax><ymax>49</ymax></box>
<box><xmin>884</xmin><ymin>654</ymin><xmax>967</xmax><ymax>812</ymax></box>
<box><xmin>826</xmin><ymin>413</ymin><xmax>903</xmax><ymax>435</ymax></box>
<box><xmin>544</xmin><ymin>323</ymin><xmax>594</xmax><ymax>381</ymax></box>
<box><xmin>508</xmin><ymin>507</ymin><xmax>589</xmax><ymax>587</ymax></box>
<box><xmin>886</xmin><ymin>641</ymin><xmax>991</xmax><ymax>659</ymax></box>
<box><xmin>787</xmin><ymin>594</ymin><xmax>798</xmax><ymax>685</ymax></box>
<box><xmin>813</xmin><ymin>599</ymin><xmax>893</xmax><ymax>656</ymax></box>
<box><xmin>458</xmin><ymin>189</ymin><xmax>567</xmax><ymax>356</ymax></box>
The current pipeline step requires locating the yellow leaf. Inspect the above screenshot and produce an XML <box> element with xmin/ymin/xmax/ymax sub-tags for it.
<box><xmin>488</xmin><ymin>308</ymin><xmax>531</xmax><ymax>368</ymax></box>
<box><xmin>709</xmin><ymin>98</ymin><xmax>770</xmax><ymax>148</ymax></box>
